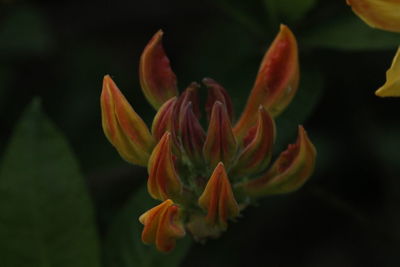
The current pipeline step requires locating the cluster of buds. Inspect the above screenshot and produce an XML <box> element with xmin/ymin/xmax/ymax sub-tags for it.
<box><xmin>101</xmin><ymin>25</ymin><xmax>317</xmax><ymax>252</ymax></box>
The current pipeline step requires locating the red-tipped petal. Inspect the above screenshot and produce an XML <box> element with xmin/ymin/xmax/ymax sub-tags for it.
<box><xmin>198</xmin><ymin>162</ymin><xmax>239</xmax><ymax>229</ymax></box>
<box><xmin>231</xmin><ymin>106</ymin><xmax>275</xmax><ymax>177</ymax></box>
<box><xmin>203</xmin><ymin>77</ymin><xmax>234</xmax><ymax>122</ymax></box>
<box><xmin>347</xmin><ymin>0</ymin><xmax>400</xmax><ymax>33</ymax></box>
<box><xmin>179</xmin><ymin>102</ymin><xmax>206</xmax><ymax>164</ymax></box>
<box><xmin>240</xmin><ymin>126</ymin><xmax>316</xmax><ymax>197</ymax></box>
<box><xmin>139</xmin><ymin>30</ymin><xmax>178</xmax><ymax>110</ymax></box>
<box><xmin>101</xmin><ymin>75</ymin><xmax>154</xmax><ymax>166</ymax></box>
<box><xmin>203</xmin><ymin>101</ymin><xmax>237</xmax><ymax>169</ymax></box>
<box><xmin>234</xmin><ymin>25</ymin><xmax>299</xmax><ymax>139</ymax></box>
<box><xmin>147</xmin><ymin>132</ymin><xmax>182</xmax><ymax>201</ymax></box>
<box><xmin>139</xmin><ymin>199</ymin><xmax>185</xmax><ymax>252</ymax></box>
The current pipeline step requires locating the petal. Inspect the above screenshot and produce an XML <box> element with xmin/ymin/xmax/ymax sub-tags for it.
<box><xmin>203</xmin><ymin>77</ymin><xmax>234</xmax><ymax>122</ymax></box>
<box><xmin>175</xmin><ymin>82</ymin><xmax>201</xmax><ymax>126</ymax></box>
<box><xmin>151</xmin><ymin>97</ymin><xmax>182</xmax><ymax>155</ymax></box>
<box><xmin>179</xmin><ymin>102</ymin><xmax>206</xmax><ymax>164</ymax></box>
<box><xmin>139</xmin><ymin>30</ymin><xmax>179</xmax><ymax>109</ymax></box>
<box><xmin>147</xmin><ymin>132</ymin><xmax>182</xmax><ymax>201</ymax></box>
<box><xmin>101</xmin><ymin>75</ymin><xmax>154</xmax><ymax>166</ymax></box>
<box><xmin>231</xmin><ymin>106</ymin><xmax>275</xmax><ymax>177</ymax></box>
<box><xmin>347</xmin><ymin>0</ymin><xmax>400</xmax><ymax>33</ymax></box>
<box><xmin>203</xmin><ymin>101</ymin><xmax>238</xmax><ymax>169</ymax></box>
<box><xmin>234</xmin><ymin>25</ymin><xmax>299</xmax><ymax>139</ymax></box>
<box><xmin>375</xmin><ymin>47</ymin><xmax>400</xmax><ymax>97</ymax></box>
<box><xmin>240</xmin><ymin>126</ymin><xmax>316</xmax><ymax>197</ymax></box>
<box><xmin>139</xmin><ymin>199</ymin><xmax>185</xmax><ymax>252</ymax></box>
<box><xmin>198</xmin><ymin>162</ymin><xmax>239</xmax><ymax>229</ymax></box>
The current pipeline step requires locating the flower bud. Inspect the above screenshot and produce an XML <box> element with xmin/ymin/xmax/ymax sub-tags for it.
<box><xmin>198</xmin><ymin>162</ymin><xmax>239</xmax><ymax>229</ymax></box>
<box><xmin>203</xmin><ymin>101</ymin><xmax>237</xmax><ymax>169</ymax></box>
<box><xmin>139</xmin><ymin>30</ymin><xmax>178</xmax><ymax>109</ymax></box>
<box><xmin>101</xmin><ymin>75</ymin><xmax>154</xmax><ymax>166</ymax></box>
<box><xmin>231</xmin><ymin>106</ymin><xmax>275</xmax><ymax>177</ymax></box>
<box><xmin>240</xmin><ymin>126</ymin><xmax>316</xmax><ymax>197</ymax></box>
<box><xmin>203</xmin><ymin>77</ymin><xmax>234</xmax><ymax>122</ymax></box>
<box><xmin>139</xmin><ymin>199</ymin><xmax>185</xmax><ymax>252</ymax></box>
<box><xmin>147</xmin><ymin>132</ymin><xmax>182</xmax><ymax>201</ymax></box>
<box><xmin>234</xmin><ymin>25</ymin><xmax>299</xmax><ymax>139</ymax></box>
<box><xmin>179</xmin><ymin>102</ymin><xmax>206</xmax><ymax>164</ymax></box>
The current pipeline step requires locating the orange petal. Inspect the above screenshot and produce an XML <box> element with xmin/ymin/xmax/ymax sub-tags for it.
<box><xmin>198</xmin><ymin>162</ymin><xmax>239</xmax><ymax>229</ymax></box>
<box><xmin>234</xmin><ymin>25</ymin><xmax>299</xmax><ymax>139</ymax></box>
<box><xmin>203</xmin><ymin>101</ymin><xmax>237</xmax><ymax>169</ymax></box>
<box><xmin>347</xmin><ymin>0</ymin><xmax>400</xmax><ymax>33</ymax></box>
<box><xmin>375</xmin><ymin>46</ymin><xmax>400</xmax><ymax>97</ymax></box>
<box><xmin>100</xmin><ymin>75</ymin><xmax>154</xmax><ymax>166</ymax></box>
<box><xmin>240</xmin><ymin>126</ymin><xmax>316</xmax><ymax>197</ymax></box>
<box><xmin>231</xmin><ymin>106</ymin><xmax>275</xmax><ymax>177</ymax></box>
<box><xmin>139</xmin><ymin>30</ymin><xmax>178</xmax><ymax>109</ymax></box>
<box><xmin>203</xmin><ymin>78</ymin><xmax>234</xmax><ymax>122</ymax></box>
<box><xmin>147</xmin><ymin>132</ymin><xmax>182</xmax><ymax>201</ymax></box>
<box><xmin>139</xmin><ymin>199</ymin><xmax>185</xmax><ymax>252</ymax></box>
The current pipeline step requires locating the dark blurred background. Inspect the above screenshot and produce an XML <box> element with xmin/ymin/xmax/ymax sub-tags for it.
<box><xmin>1</xmin><ymin>0</ymin><xmax>400</xmax><ymax>266</ymax></box>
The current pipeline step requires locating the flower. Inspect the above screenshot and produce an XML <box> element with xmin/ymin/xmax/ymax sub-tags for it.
<box><xmin>346</xmin><ymin>0</ymin><xmax>400</xmax><ymax>33</ymax></box>
<box><xmin>375</xmin><ymin>46</ymin><xmax>400</xmax><ymax>97</ymax></box>
<box><xmin>101</xmin><ymin>25</ymin><xmax>317</xmax><ymax>252</ymax></box>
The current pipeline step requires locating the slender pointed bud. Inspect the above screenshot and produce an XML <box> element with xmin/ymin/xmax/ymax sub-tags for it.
<box><xmin>151</xmin><ymin>97</ymin><xmax>181</xmax><ymax>155</ymax></box>
<box><xmin>231</xmin><ymin>106</ymin><xmax>275</xmax><ymax>177</ymax></box>
<box><xmin>147</xmin><ymin>132</ymin><xmax>182</xmax><ymax>201</ymax></box>
<box><xmin>139</xmin><ymin>199</ymin><xmax>185</xmax><ymax>253</ymax></box>
<box><xmin>180</xmin><ymin>102</ymin><xmax>206</xmax><ymax>164</ymax></box>
<box><xmin>176</xmin><ymin>82</ymin><xmax>201</xmax><ymax>123</ymax></box>
<box><xmin>101</xmin><ymin>75</ymin><xmax>154</xmax><ymax>166</ymax></box>
<box><xmin>139</xmin><ymin>30</ymin><xmax>178</xmax><ymax>110</ymax></box>
<box><xmin>203</xmin><ymin>78</ymin><xmax>234</xmax><ymax>122</ymax></box>
<box><xmin>198</xmin><ymin>162</ymin><xmax>239</xmax><ymax>229</ymax></box>
<box><xmin>203</xmin><ymin>101</ymin><xmax>237</xmax><ymax>169</ymax></box>
<box><xmin>234</xmin><ymin>25</ymin><xmax>299</xmax><ymax>139</ymax></box>
<box><xmin>375</xmin><ymin>47</ymin><xmax>400</xmax><ymax>97</ymax></box>
<box><xmin>240</xmin><ymin>126</ymin><xmax>316</xmax><ymax>197</ymax></box>
<box><xmin>347</xmin><ymin>0</ymin><xmax>400</xmax><ymax>33</ymax></box>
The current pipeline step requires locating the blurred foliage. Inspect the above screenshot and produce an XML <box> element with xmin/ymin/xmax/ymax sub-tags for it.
<box><xmin>0</xmin><ymin>0</ymin><xmax>400</xmax><ymax>266</ymax></box>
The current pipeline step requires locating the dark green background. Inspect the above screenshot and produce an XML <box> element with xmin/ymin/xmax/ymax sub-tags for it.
<box><xmin>1</xmin><ymin>0</ymin><xmax>400</xmax><ymax>266</ymax></box>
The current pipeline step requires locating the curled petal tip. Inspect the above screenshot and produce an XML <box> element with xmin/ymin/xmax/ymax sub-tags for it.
<box><xmin>139</xmin><ymin>199</ymin><xmax>185</xmax><ymax>252</ymax></box>
<box><xmin>375</xmin><ymin>47</ymin><xmax>400</xmax><ymax>97</ymax></box>
<box><xmin>198</xmin><ymin>162</ymin><xmax>239</xmax><ymax>229</ymax></box>
<box><xmin>347</xmin><ymin>0</ymin><xmax>400</xmax><ymax>33</ymax></box>
<box><xmin>139</xmin><ymin>30</ymin><xmax>178</xmax><ymax>109</ymax></box>
<box><xmin>203</xmin><ymin>101</ymin><xmax>237</xmax><ymax>168</ymax></box>
<box><xmin>100</xmin><ymin>75</ymin><xmax>154</xmax><ymax>166</ymax></box>
<box><xmin>241</xmin><ymin>125</ymin><xmax>316</xmax><ymax>197</ymax></box>
<box><xmin>234</xmin><ymin>25</ymin><xmax>299</xmax><ymax>139</ymax></box>
<box><xmin>147</xmin><ymin>132</ymin><xmax>182</xmax><ymax>201</ymax></box>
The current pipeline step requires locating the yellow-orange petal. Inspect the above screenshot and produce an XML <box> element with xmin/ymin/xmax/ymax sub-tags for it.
<box><xmin>147</xmin><ymin>132</ymin><xmax>182</xmax><ymax>201</ymax></box>
<box><xmin>234</xmin><ymin>25</ymin><xmax>299</xmax><ymax>139</ymax></box>
<box><xmin>198</xmin><ymin>162</ymin><xmax>239</xmax><ymax>230</ymax></box>
<box><xmin>100</xmin><ymin>75</ymin><xmax>154</xmax><ymax>166</ymax></box>
<box><xmin>231</xmin><ymin>106</ymin><xmax>275</xmax><ymax>177</ymax></box>
<box><xmin>139</xmin><ymin>199</ymin><xmax>185</xmax><ymax>252</ymax></box>
<box><xmin>240</xmin><ymin>126</ymin><xmax>316</xmax><ymax>197</ymax></box>
<box><xmin>203</xmin><ymin>101</ymin><xmax>237</xmax><ymax>169</ymax></box>
<box><xmin>375</xmin><ymin>47</ymin><xmax>400</xmax><ymax>97</ymax></box>
<box><xmin>139</xmin><ymin>30</ymin><xmax>179</xmax><ymax>110</ymax></box>
<box><xmin>347</xmin><ymin>0</ymin><xmax>400</xmax><ymax>33</ymax></box>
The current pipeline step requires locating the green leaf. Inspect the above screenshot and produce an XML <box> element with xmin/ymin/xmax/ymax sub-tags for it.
<box><xmin>103</xmin><ymin>186</ymin><xmax>191</xmax><ymax>267</ymax></box>
<box><xmin>301</xmin><ymin>15</ymin><xmax>400</xmax><ymax>51</ymax></box>
<box><xmin>0</xmin><ymin>99</ymin><xmax>101</xmax><ymax>267</ymax></box>
<box><xmin>263</xmin><ymin>0</ymin><xmax>317</xmax><ymax>24</ymax></box>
